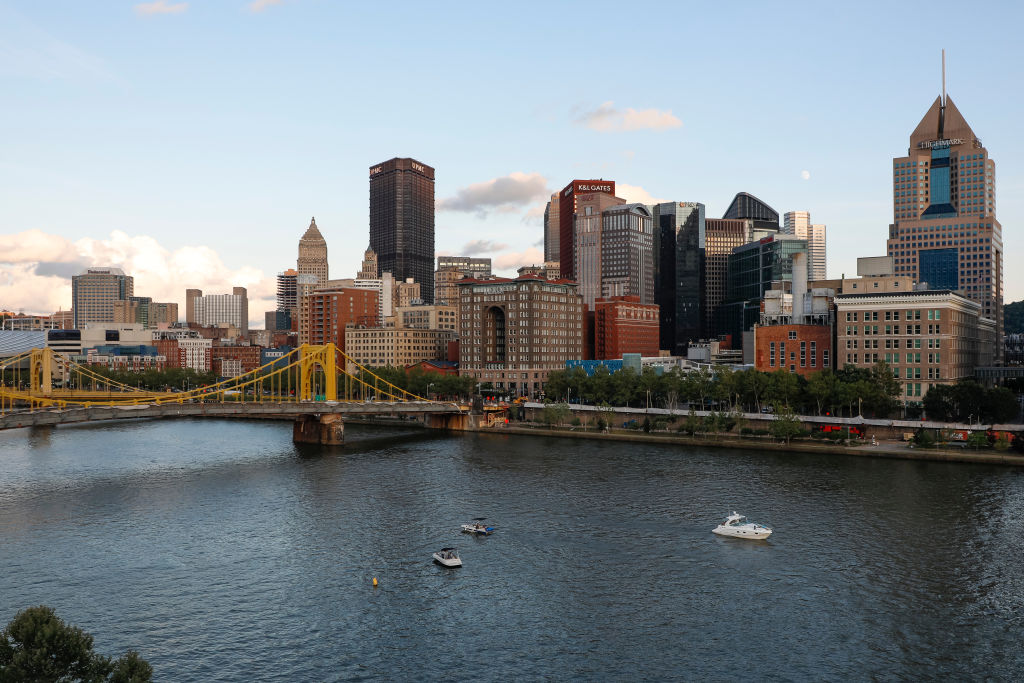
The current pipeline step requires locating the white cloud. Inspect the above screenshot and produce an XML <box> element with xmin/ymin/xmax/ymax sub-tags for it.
<box><xmin>615</xmin><ymin>184</ymin><xmax>667</xmax><ymax>205</ymax></box>
<box><xmin>574</xmin><ymin>102</ymin><xmax>682</xmax><ymax>133</ymax></box>
<box><xmin>461</xmin><ymin>240</ymin><xmax>509</xmax><ymax>256</ymax></box>
<box><xmin>801</xmin><ymin>170</ymin><xmax>811</xmax><ymax>180</ymax></box>
<box><xmin>494</xmin><ymin>247</ymin><xmax>545</xmax><ymax>273</ymax></box>
<box><xmin>248</xmin><ymin>0</ymin><xmax>284</xmax><ymax>12</ymax></box>
<box><xmin>134</xmin><ymin>1</ymin><xmax>188</xmax><ymax>15</ymax></box>
<box><xmin>437</xmin><ymin>172</ymin><xmax>549</xmax><ymax>217</ymax></box>
<box><xmin>0</xmin><ymin>229</ymin><xmax>275</xmax><ymax>327</ymax></box>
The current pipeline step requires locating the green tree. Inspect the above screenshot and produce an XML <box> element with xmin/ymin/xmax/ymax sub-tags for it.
<box><xmin>967</xmin><ymin>432</ymin><xmax>989</xmax><ymax>450</ymax></box>
<box><xmin>0</xmin><ymin>605</ymin><xmax>152</xmax><ymax>682</ymax></box>
<box><xmin>923</xmin><ymin>383</ymin><xmax>957</xmax><ymax>422</ymax></box>
<box><xmin>983</xmin><ymin>386</ymin><xmax>1019</xmax><ymax>424</ymax></box>
<box><xmin>769</xmin><ymin>403</ymin><xmax>803</xmax><ymax>443</ymax></box>
<box><xmin>805</xmin><ymin>370</ymin><xmax>837</xmax><ymax>416</ymax></box>
<box><xmin>541</xmin><ymin>403</ymin><xmax>571</xmax><ymax>426</ymax></box>
<box><xmin>766</xmin><ymin>370</ymin><xmax>800</xmax><ymax>409</ymax></box>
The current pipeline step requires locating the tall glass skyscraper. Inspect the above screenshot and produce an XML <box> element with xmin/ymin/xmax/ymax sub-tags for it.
<box><xmin>369</xmin><ymin>158</ymin><xmax>435</xmax><ymax>303</ymax></box>
<box><xmin>886</xmin><ymin>93</ymin><xmax>1002</xmax><ymax>342</ymax></box>
<box><xmin>652</xmin><ymin>201</ymin><xmax>705</xmax><ymax>354</ymax></box>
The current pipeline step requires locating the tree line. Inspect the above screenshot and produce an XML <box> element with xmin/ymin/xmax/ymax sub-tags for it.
<box><xmin>542</xmin><ymin>362</ymin><xmax>1020</xmax><ymax>423</ymax></box>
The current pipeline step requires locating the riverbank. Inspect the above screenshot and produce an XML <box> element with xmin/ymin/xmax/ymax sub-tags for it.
<box><xmin>486</xmin><ymin>423</ymin><xmax>1024</xmax><ymax>467</ymax></box>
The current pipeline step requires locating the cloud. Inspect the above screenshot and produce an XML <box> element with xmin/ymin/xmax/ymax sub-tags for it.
<box><xmin>248</xmin><ymin>0</ymin><xmax>284</xmax><ymax>12</ymax></box>
<box><xmin>134</xmin><ymin>1</ymin><xmax>188</xmax><ymax>15</ymax></box>
<box><xmin>0</xmin><ymin>229</ymin><xmax>275</xmax><ymax>327</ymax></box>
<box><xmin>615</xmin><ymin>184</ymin><xmax>667</xmax><ymax>205</ymax></box>
<box><xmin>461</xmin><ymin>240</ymin><xmax>509</xmax><ymax>256</ymax></box>
<box><xmin>801</xmin><ymin>170</ymin><xmax>811</xmax><ymax>180</ymax></box>
<box><xmin>574</xmin><ymin>102</ymin><xmax>682</xmax><ymax>132</ymax></box>
<box><xmin>521</xmin><ymin>203</ymin><xmax>547</xmax><ymax>225</ymax></box>
<box><xmin>494</xmin><ymin>247</ymin><xmax>545</xmax><ymax>272</ymax></box>
<box><xmin>437</xmin><ymin>172</ymin><xmax>549</xmax><ymax>217</ymax></box>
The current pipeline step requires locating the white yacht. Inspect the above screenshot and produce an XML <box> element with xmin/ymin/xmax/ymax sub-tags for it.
<box><xmin>433</xmin><ymin>548</ymin><xmax>462</xmax><ymax>567</ymax></box>
<box><xmin>460</xmin><ymin>518</ymin><xmax>495</xmax><ymax>535</ymax></box>
<box><xmin>712</xmin><ymin>512</ymin><xmax>773</xmax><ymax>540</ymax></box>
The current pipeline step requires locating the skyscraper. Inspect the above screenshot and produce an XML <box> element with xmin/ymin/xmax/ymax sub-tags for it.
<box><xmin>557</xmin><ymin>179</ymin><xmax>619</xmax><ymax>282</ymax></box>
<box><xmin>783</xmin><ymin>211</ymin><xmax>827</xmax><ymax>280</ymax></box>
<box><xmin>723</xmin><ymin>192</ymin><xmax>780</xmax><ymax>230</ymax></box>
<box><xmin>71</xmin><ymin>268</ymin><xmax>134</xmax><ymax>328</ymax></box>
<box><xmin>886</xmin><ymin>89</ymin><xmax>1002</xmax><ymax>338</ymax></box>
<box><xmin>297</xmin><ymin>217</ymin><xmax>329</xmax><ymax>285</ymax></box>
<box><xmin>543</xmin><ymin>193</ymin><xmax>560</xmax><ymax>263</ymax></box>
<box><xmin>652</xmin><ymin>202</ymin><xmax>705</xmax><ymax>353</ymax></box>
<box><xmin>369</xmin><ymin>158</ymin><xmax>435</xmax><ymax>303</ymax></box>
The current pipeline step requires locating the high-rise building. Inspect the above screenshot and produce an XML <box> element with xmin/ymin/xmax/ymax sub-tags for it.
<box><xmin>543</xmin><ymin>193</ymin><xmax>560</xmax><ymax>262</ymax></box>
<box><xmin>71</xmin><ymin>268</ymin><xmax>134</xmax><ymax>328</ymax></box>
<box><xmin>457</xmin><ymin>274</ymin><xmax>584</xmax><ymax>398</ymax></box>
<box><xmin>702</xmin><ymin>219</ymin><xmax>758</xmax><ymax>335</ymax></box>
<box><xmin>652</xmin><ymin>202</ymin><xmax>705</xmax><ymax>354</ymax></box>
<box><xmin>727</xmin><ymin>235</ymin><xmax>809</xmax><ymax>303</ymax></box>
<box><xmin>783</xmin><ymin>211</ymin><xmax>827</xmax><ymax>280</ymax></box>
<box><xmin>434</xmin><ymin>256</ymin><xmax>492</xmax><ymax>305</ymax></box>
<box><xmin>302</xmin><ymin>286</ymin><xmax>379</xmax><ymax>353</ymax></box>
<box><xmin>723</xmin><ymin>192</ymin><xmax>780</xmax><ymax>230</ymax></box>
<box><xmin>277</xmin><ymin>269</ymin><xmax>298</xmax><ymax>313</ymax></box>
<box><xmin>185</xmin><ymin>288</ymin><xmax>202</xmax><ymax>324</ymax></box>
<box><xmin>113</xmin><ymin>297</ymin><xmax>178</xmax><ymax>328</ymax></box>
<box><xmin>357</xmin><ymin>248</ymin><xmax>379</xmax><ymax>279</ymax></box>
<box><xmin>592</xmin><ymin>296</ymin><xmax>660</xmax><ymax>360</ymax></box>
<box><xmin>557</xmin><ymin>179</ymin><xmax>619</xmax><ymax>281</ymax></box>
<box><xmin>192</xmin><ymin>287</ymin><xmax>249</xmax><ymax>335</ymax></box>
<box><xmin>369</xmin><ymin>158</ymin><xmax>435</xmax><ymax>303</ymax></box>
<box><xmin>885</xmin><ymin>90</ymin><xmax>1002</xmax><ymax>341</ymax></box>
<box><xmin>297</xmin><ymin>217</ymin><xmax>329</xmax><ymax>285</ymax></box>
<box><xmin>597</xmin><ymin>203</ymin><xmax>653</xmax><ymax>305</ymax></box>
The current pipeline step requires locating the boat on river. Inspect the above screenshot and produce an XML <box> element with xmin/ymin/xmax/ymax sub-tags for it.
<box><xmin>712</xmin><ymin>512</ymin><xmax>772</xmax><ymax>540</ymax></box>
<box><xmin>461</xmin><ymin>518</ymin><xmax>495</xmax><ymax>535</ymax></box>
<box><xmin>433</xmin><ymin>548</ymin><xmax>462</xmax><ymax>567</ymax></box>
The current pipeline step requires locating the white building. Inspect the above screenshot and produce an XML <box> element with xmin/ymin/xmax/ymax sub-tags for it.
<box><xmin>192</xmin><ymin>287</ymin><xmax>249</xmax><ymax>335</ymax></box>
<box><xmin>783</xmin><ymin>211</ymin><xmax>827</xmax><ymax>281</ymax></box>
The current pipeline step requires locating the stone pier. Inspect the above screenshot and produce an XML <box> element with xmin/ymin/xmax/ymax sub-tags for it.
<box><xmin>293</xmin><ymin>413</ymin><xmax>345</xmax><ymax>445</ymax></box>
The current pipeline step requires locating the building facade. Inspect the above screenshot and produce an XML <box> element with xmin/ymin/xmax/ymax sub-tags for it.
<box><xmin>783</xmin><ymin>211</ymin><xmax>827</xmax><ymax>280</ymax></box>
<box><xmin>592</xmin><ymin>296</ymin><xmax>660</xmax><ymax>360</ymax></box>
<box><xmin>345</xmin><ymin>327</ymin><xmax>457</xmax><ymax>370</ymax></box>
<box><xmin>727</xmin><ymin>235</ymin><xmax>809</xmax><ymax>303</ymax></box>
<box><xmin>543</xmin><ymin>193</ymin><xmax>560</xmax><ymax>262</ymax></box>
<box><xmin>652</xmin><ymin>201</ymin><xmax>705</xmax><ymax>354</ymax></box>
<box><xmin>393</xmin><ymin>304</ymin><xmax>457</xmax><ymax>330</ymax></box>
<box><xmin>71</xmin><ymin>268</ymin><xmax>134</xmax><ymax>328</ymax></box>
<box><xmin>557</xmin><ymin>179</ymin><xmax>619</xmax><ymax>282</ymax></box>
<box><xmin>885</xmin><ymin>92</ymin><xmax>1002</xmax><ymax>343</ymax></box>
<box><xmin>297</xmin><ymin>217</ymin><xmax>329</xmax><ymax>285</ymax></box>
<box><xmin>457</xmin><ymin>275</ymin><xmax>584</xmax><ymax>397</ymax></box>
<box><xmin>599</xmin><ymin>203</ymin><xmax>654</xmax><ymax>304</ymax></box>
<box><xmin>113</xmin><ymin>297</ymin><xmax>178</xmax><ymax>329</ymax></box>
<box><xmin>434</xmin><ymin>256</ymin><xmax>492</xmax><ymax>305</ymax></box>
<box><xmin>369</xmin><ymin>157</ymin><xmax>435</xmax><ymax>303</ymax></box>
<box><xmin>191</xmin><ymin>287</ymin><xmax>249</xmax><ymax>335</ymax></box>
<box><xmin>834</xmin><ymin>290</ymin><xmax>996</xmax><ymax>401</ymax></box>
<box><xmin>302</xmin><ymin>287</ymin><xmax>379</xmax><ymax>353</ymax></box>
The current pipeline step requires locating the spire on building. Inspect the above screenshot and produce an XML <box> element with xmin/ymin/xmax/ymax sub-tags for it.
<box><xmin>297</xmin><ymin>216</ymin><xmax>329</xmax><ymax>285</ymax></box>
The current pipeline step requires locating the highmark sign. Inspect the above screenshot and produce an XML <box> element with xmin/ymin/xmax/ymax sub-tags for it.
<box><xmin>918</xmin><ymin>138</ymin><xmax>964</xmax><ymax>149</ymax></box>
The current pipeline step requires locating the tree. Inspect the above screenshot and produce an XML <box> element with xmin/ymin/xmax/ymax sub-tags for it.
<box><xmin>0</xmin><ymin>605</ymin><xmax>151</xmax><ymax>682</ymax></box>
<box><xmin>806</xmin><ymin>370</ymin><xmax>837</xmax><ymax>416</ymax></box>
<box><xmin>769</xmin><ymin>403</ymin><xmax>803</xmax><ymax>443</ymax></box>
<box><xmin>983</xmin><ymin>386</ymin><xmax>1019</xmax><ymax>424</ymax></box>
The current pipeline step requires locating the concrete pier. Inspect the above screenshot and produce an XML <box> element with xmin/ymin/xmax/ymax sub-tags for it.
<box><xmin>293</xmin><ymin>413</ymin><xmax>345</xmax><ymax>445</ymax></box>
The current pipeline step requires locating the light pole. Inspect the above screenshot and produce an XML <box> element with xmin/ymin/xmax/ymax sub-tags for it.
<box><xmin>429</xmin><ymin>382</ymin><xmax>434</xmax><ymax>400</ymax></box>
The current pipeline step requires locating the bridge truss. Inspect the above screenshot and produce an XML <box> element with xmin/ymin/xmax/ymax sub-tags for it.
<box><xmin>0</xmin><ymin>343</ymin><xmax>429</xmax><ymax>415</ymax></box>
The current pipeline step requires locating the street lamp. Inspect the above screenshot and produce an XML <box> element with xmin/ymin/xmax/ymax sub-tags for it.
<box><xmin>429</xmin><ymin>382</ymin><xmax>435</xmax><ymax>400</ymax></box>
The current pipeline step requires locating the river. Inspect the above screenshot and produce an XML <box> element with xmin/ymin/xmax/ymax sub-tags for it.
<box><xmin>1</xmin><ymin>419</ymin><xmax>1022</xmax><ymax>680</ymax></box>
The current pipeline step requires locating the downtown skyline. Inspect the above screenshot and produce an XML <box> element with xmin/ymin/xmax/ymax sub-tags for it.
<box><xmin>1</xmin><ymin>1</ymin><xmax>1023</xmax><ymax>325</ymax></box>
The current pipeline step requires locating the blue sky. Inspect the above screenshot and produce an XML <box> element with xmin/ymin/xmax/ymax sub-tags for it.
<box><xmin>2</xmin><ymin>0</ymin><xmax>1023</xmax><ymax>322</ymax></box>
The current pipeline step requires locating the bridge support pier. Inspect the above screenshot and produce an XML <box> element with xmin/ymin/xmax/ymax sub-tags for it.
<box><xmin>424</xmin><ymin>413</ymin><xmax>478</xmax><ymax>431</ymax></box>
<box><xmin>293</xmin><ymin>413</ymin><xmax>344</xmax><ymax>445</ymax></box>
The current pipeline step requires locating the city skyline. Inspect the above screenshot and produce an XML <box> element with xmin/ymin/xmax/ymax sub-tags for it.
<box><xmin>1</xmin><ymin>1</ymin><xmax>1022</xmax><ymax>325</ymax></box>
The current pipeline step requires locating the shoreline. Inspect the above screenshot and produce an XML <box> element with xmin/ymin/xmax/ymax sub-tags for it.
<box><xmin>481</xmin><ymin>423</ymin><xmax>1024</xmax><ymax>467</ymax></box>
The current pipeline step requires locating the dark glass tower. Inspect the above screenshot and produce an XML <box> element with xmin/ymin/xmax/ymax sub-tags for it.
<box><xmin>652</xmin><ymin>202</ymin><xmax>705</xmax><ymax>354</ymax></box>
<box><xmin>369</xmin><ymin>158</ymin><xmax>436</xmax><ymax>303</ymax></box>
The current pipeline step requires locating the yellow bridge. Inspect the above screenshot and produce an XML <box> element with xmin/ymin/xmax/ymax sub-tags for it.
<box><xmin>0</xmin><ymin>344</ymin><xmax>469</xmax><ymax>442</ymax></box>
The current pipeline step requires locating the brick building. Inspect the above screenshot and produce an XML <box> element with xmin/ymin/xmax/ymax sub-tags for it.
<box><xmin>302</xmin><ymin>287</ymin><xmax>379</xmax><ymax>353</ymax></box>
<box><xmin>592</xmin><ymin>296</ymin><xmax>660</xmax><ymax>360</ymax></box>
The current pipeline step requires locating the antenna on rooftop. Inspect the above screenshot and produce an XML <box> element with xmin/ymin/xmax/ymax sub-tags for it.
<box><xmin>938</xmin><ymin>49</ymin><xmax>947</xmax><ymax>137</ymax></box>
<box><xmin>941</xmin><ymin>49</ymin><xmax>946</xmax><ymax>104</ymax></box>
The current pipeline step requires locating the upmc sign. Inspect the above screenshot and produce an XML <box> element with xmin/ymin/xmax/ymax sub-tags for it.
<box><xmin>563</xmin><ymin>179</ymin><xmax>616</xmax><ymax>197</ymax></box>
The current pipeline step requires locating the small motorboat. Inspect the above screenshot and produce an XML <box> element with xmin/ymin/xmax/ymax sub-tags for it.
<box><xmin>433</xmin><ymin>547</ymin><xmax>462</xmax><ymax>567</ymax></box>
<box><xmin>712</xmin><ymin>512</ymin><xmax>773</xmax><ymax>540</ymax></box>
<box><xmin>460</xmin><ymin>517</ymin><xmax>495</xmax><ymax>535</ymax></box>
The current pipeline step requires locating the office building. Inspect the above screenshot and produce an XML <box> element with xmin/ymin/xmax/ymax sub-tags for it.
<box><xmin>113</xmin><ymin>297</ymin><xmax>178</xmax><ymax>329</ymax></box>
<box><xmin>722</xmin><ymin>192</ymin><xmax>780</xmax><ymax>230</ymax></box>
<box><xmin>393</xmin><ymin>304</ymin><xmax>458</xmax><ymax>331</ymax></box>
<box><xmin>357</xmin><ymin>248</ymin><xmax>379</xmax><ymax>279</ymax></box>
<box><xmin>783</xmin><ymin>211</ymin><xmax>827</xmax><ymax>280</ymax></box>
<box><xmin>302</xmin><ymin>286</ymin><xmax>379</xmax><ymax>353</ymax></box>
<box><xmin>652</xmin><ymin>201</ymin><xmax>705</xmax><ymax>355</ymax></box>
<box><xmin>71</xmin><ymin>268</ymin><xmax>134</xmax><ymax>328</ymax></box>
<box><xmin>345</xmin><ymin>327</ymin><xmax>457</xmax><ymax>370</ymax></box>
<box><xmin>297</xmin><ymin>217</ymin><xmax>329</xmax><ymax>285</ymax></box>
<box><xmin>598</xmin><ymin>203</ymin><xmax>654</xmax><ymax>304</ymax></box>
<box><xmin>592</xmin><ymin>296</ymin><xmax>660</xmax><ymax>360</ymax></box>
<box><xmin>543</xmin><ymin>193</ymin><xmax>560</xmax><ymax>262</ymax></box>
<box><xmin>185</xmin><ymin>288</ymin><xmax>201</xmax><ymax>324</ymax></box>
<box><xmin>727</xmin><ymin>235</ymin><xmax>809</xmax><ymax>303</ymax></box>
<box><xmin>277</xmin><ymin>269</ymin><xmax>299</xmax><ymax>313</ymax></box>
<box><xmin>434</xmin><ymin>256</ymin><xmax>491</xmax><ymax>305</ymax></box>
<box><xmin>457</xmin><ymin>274</ymin><xmax>584</xmax><ymax>397</ymax></box>
<box><xmin>191</xmin><ymin>287</ymin><xmax>249</xmax><ymax>335</ymax></box>
<box><xmin>885</xmin><ymin>89</ymin><xmax>1002</xmax><ymax>344</ymax></box>
<box><xmin>558</xmin><ymin>179</ymin><xmax>621</xmax><ymax>281</ymax></box>
<box><xmin>369</xmin><ymin>157</ymin><xmax>436</xmax><ymax>303</ymax></box>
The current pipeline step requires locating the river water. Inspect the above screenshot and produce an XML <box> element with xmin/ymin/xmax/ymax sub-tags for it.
<box><xmin>1</xmin><ymin>419</ymin><xmax>1022</xmax><ymax>681</ymax></box>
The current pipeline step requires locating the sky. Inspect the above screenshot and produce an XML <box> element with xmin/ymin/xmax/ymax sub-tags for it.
<box><xmin>2</xmin><ymin>0</ymin><xmax>1023</xmax><ymax>326</ymax></box>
